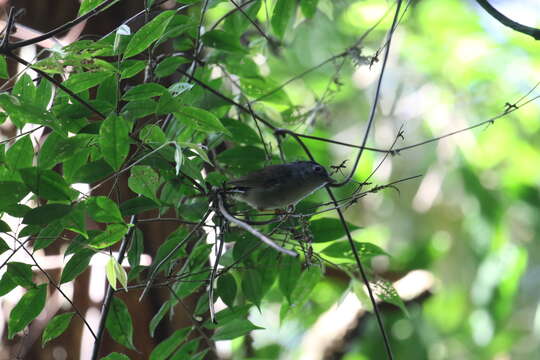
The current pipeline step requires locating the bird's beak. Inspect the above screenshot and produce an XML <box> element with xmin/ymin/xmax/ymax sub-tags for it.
<box><xmin>326</xmin><ymin>177</ymin><xmax>336</xmax><ymax>184</ymax></box>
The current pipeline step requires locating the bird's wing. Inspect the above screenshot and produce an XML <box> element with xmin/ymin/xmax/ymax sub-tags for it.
<box><xmin>227</xmin><ymin>164</ymin><xmax>290</xmax><ymax>188</ymax></box>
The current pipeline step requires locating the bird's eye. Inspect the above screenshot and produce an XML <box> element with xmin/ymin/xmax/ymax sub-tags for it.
<box><xmin>313</xmin><ymin>165</ymin><xmax>323</xmax><ymax>173</ymax></box>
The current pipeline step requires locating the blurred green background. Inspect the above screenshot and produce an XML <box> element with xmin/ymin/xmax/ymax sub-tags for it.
<box><xmin>209</xmin><ymin>0</ymin><xmax>540</xmax><ymax>358</ymax></box>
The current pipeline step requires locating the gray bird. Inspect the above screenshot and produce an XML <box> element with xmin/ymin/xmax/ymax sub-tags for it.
<box><xmin>227</xmin><ymin>161</ymin><xmax>335</xmax><ymax>210</ymax></box>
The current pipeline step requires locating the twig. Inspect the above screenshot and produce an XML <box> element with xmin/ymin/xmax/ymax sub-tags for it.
<box><xmin>333</xmin><ymin>0</ymin><xmax>403</xmax><ymax>188</ymax></box>
<box><xmin>217</xmin><ymin>193</ymin><xmax>297</xmax><ymax>257</ymax></box>
<box><xmin>7</xmin><ymin>0</ymin><xmax>119</xmax><ymax>50</ymax></box>
<box><xmin>475</xmin><ymin>0</ymin><xmax>540</xmax><ymax>40</ymax></box>
<box><xmin>210</xmin><ymin>0</ymin><xmax>257</xmax><ymax>31</ymax></box>
<box><xmin>230</xmin><ymin>0</ymin><xmax>273</xmax><ymax>44</ymax></box>
<box><xmin>12</xmin><ymin>236</ymin><xmax>97</xmax><ymax>340</ymax></box>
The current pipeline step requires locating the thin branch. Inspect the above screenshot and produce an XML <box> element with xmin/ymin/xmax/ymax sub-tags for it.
<box><xmin>176</xmin><ymin>67</ymin><xmax>276</xmax><ymax>130</ymax></box>
<box><xmin>252</xmin><ymin>52</ymin><xmax>347</xmax><ymax>104</ymax></box>
<box><xmin>475</xmin><ymin>0</ymin><xmax>540</xmax><ymax>40</ymax></box>
<box><xmin>6</xmin><ymin>0</ymin><xmax>119</xmax><ymax>50</ymax></box>
<box><xmin>0</xmin><ymin>7</ymin><xmax>16</xmax><ymax>49</ymax></box>
<box><xmin>210</xmin><ymin>0</ymin><xmax>257</xmax><ymax>31</ymax></box>
<box><xmin>230</xmin><ymin>0</ymin><xmax>273</xmax><ymax>44</ymax></box>
<box><xmin>90</xmin><ymin>216</ymin><xmax>136</xmax><ymax>360</ymax></box>
<box><xmin>390</xmin><ymin>95</ymin><xmax>540</xmax><ymax>153</ymax></box>
<box><xmin>0</xmin><ymin>237</ymin><xmax>33</xmax><ymax>272</ymax></box>
<box><xmin>13</xmin><ymin>236</ymin><xmax>97</xmax><ymax>340</ymax></box>
<box><xmin>217</xmin><ymin>193</ymin><xmax>297</xmax><ymax>257</ymax></box>
<box><xmin>333</xmin><ymin>0</ymin><xmax>403</xmax><ymax>188</ymax></box>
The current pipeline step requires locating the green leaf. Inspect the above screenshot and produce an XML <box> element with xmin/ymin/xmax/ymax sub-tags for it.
<box><xmin>148</xmin><ymin>227</ymin><xmax>188</xmax><ymax>280</ymax></box>
<box><xmin>78</xmin><ymin>0</ymin><xmax>108</xmax><ymax>16</ymax></box>
<box><xmin>374</xmin><ymin>280</ymin><xmax>409</xmax><ymax>316</ymax></box>
<box><xmin>175</xmin><ymin>106</ymin><xmax>231</xmax><ymax>135</ymax></box>
<box><xmin>86</xmin><ymin>196</ymin><xmax>124</xmax><ymax>223</ymax></box>
<box><xmin>155</xmin><ymin>57</ymin><xmax>190</xmax><ymax>78</ymax></box>
<box><xmin>0</xmin><ymin>56</ymin><xmax>8</xmax><ymax>79</ymax></box>
<box><xmin>100</xmin><ymin>353</ymin><xmax>130</xmax><ymax>360</ymax></box>
<box><xmin>0</xmin><ymin>220</ymin><xmax>11</xmax><ymax>233</ymax></box>
<box><xmin>105</xmin><ymin>257</ymin><xmax>117</xmax><ymax>290</ymax></box>
<box><xmin>301</xmin><ymin>0</ymin><xmax>319</xmax><ymax>18</ymax></box>
<box><xmin>174</xmin><ymin>269</ymin><xmax>209</xmax><ymax>300</ymax></box>
<box><xmin>60</xmin><ymin>248</ymin><xmax>95</xmax><ymax>284</ymax></box>
<box><xmin>127</xmin><ymin>227</ymin><xmax>144</xmax><ymax>268</ymax></box>
<box><xmin>0</xmin><ymin>237</ymin><xmax>9</xmax><ymax>254</ymax></box>
<box><xmin>149</xmin><ymin>301</ymin><xmax>172</xmax><ymax>337</ymax></box>
<box><xmin>89</xmin><ymin>224</ymin><xmax>128</xmax><ymax>249</ymax></box>
<box><xmin>168</xmin><ymin>82</ymin><xmax>194</xmax><ymax>97</ymax></box>
<box><xmin>35</xmin><ymin>78</ymin><xmax>53</xmax><ymax>110</ymax></box>
<box><xmin>38</xmin><ymin>133</ymin><xmax>91</xmax><ymax>169</ymax></box>
<box><xmin>97</xmin><ymin>74</ymin><xmax>119</xmax><ymax>106</ymax></box>
<box><xmin>6</xmin><ymin>262</ymin><xmax>34</xmax><ymax>289</ymax></box>
<box><xmin>321</xmin><ymin>241</ymin><xmax>388</xmax><ymax>263</ymax></box>
<box><xmin>177</xmin><ymin>142</ymin><xmax>212</xmax><ymax>165</ymax></box>
<box><xmin>0</xmin><ymin>271</ymin><xmax>17</xmax><ymax>296</ymax></box>
<box><xmin>124</xmin><ymin>11</ymin><xmax>176</xmax><ymax>58</ymax></box>
<box><xmin>217</xmin><ymin>273</ymin><xmax>237</xmax><ymax>307</ymax></box>
<box><xmin>271</xmin><ymin>0</ymin><xmax>296</xmax><ymax>39</ymax></box>
<box><xmin>289</xmin><ymin>266</ymin><xmax>322</xmax><ymax>310</ymax></box>
<box><xmin>99</xmin><ymin>114</ymin><xmax>131</xmax><ymax>171</ymax></box>
<box><xmin>149</xmin><ymin>328</ymin><xmax>190</xmax><ymax>360</ymax></box>
<box><xmin>106</xmin><ymin>297</ymin><xmax>135</xmax><ymax>350</ymax></box>
<box><xmin>279</xmin><ymin>255</ymin><xmax>301</xmax><ymax>304</ymax></box>
<box><xmin>128</xmin><ymin>165</ymin><xmax>160</xmax><ymax>202</ymax></box>
<box><xmin>3</xmin><ymin>204</ymin><xmax>31</xmax><ymax>217</ymax></box>
<box><xmin>61</xmin><ymin>203</ymin><xmax>88</xmax><ymax>238</ymax></box>
<box><xmin>13</xmin><ymin>74</ymin><xmax>35</xmax><ymax>103</ymax></box>
<box><xmin>201</xmin><ymin>30</ymin><xmax>247</xmax><ymax>53</ymax></box>
<box><xmin>106</xmin><ymin>257</ymin><xmax>128</xmax><ymax>291</ymax></box>
<box><xmin>19</xmin><ymin>225</ymin><xmax>41</xmax><ymax>237</ymax></box>
<box><xmin>217</xmin><ymin>146</ymin><xmax>266</xmax><ymax>172</ymax></box>
<box><xmin>8</xmin><ymin>284</ymin><xmax>47</xmax><ymax>339</ymax></box>
<box><xmin>139</xmin><ymin>124</ymin><xmax>167</xmax><ymax>146</ymax></box>
<box><xmin>120</xmin><ymin>196</ymin><xmax>158</xmax><ymax>216</ymax></box>
<box><xmin>41</xmin><ymin>312</ymin><xmax>74</xmax><ymax>347</ymax></box>
<box><xmin>351</xmin><ymin>278</ymin><xmax>373</xmax><ymax>312</ymax></box>
<box><xmin>212</xmin><ymin>318</ymin><xmax>263</xmax><ymax>341</ymax></box>
<box><xmin>123</xmin><ymin>83</ymin><xmax>168</xmax><ymax>101</ymax></box>
<box><xmin>0</xmin><ymin>93</ymin><xmax>55</xmax><ymax>129</ymax></box>
<box><xmin>241</xmin><ymin>269</ymin><xmax>263</xmax><ymax>307</ymax></box>
<box><xmin>6</xmin><ymin>135</ymin><xmax>33</xmax><ymax>170</ymax></box>
<box><xmin>205</xmin><ymin>305</ymin><xmax>251</xmax><ymax>329</ymax></box>
<box><xmin>223</xmin><ymin>0</ymin><xmax>262</xmax><ymax>34</ymax></box>
<box><xmin>19</xmin><ymin>167</ymin><xmax>76</xmax><ymax>201</ymax></box>
<box><xmin>309</xmin><ymin>218</ymin><xmax>360</xmax><ymax>243</ymax></box>
<box><xmin>63</xmin><ymin>71</ymin><xmax>113</xmax><ymax>93</ymax></box>
<box><xmin>73</xmin><ymin>159</ymin><xmax>114</xmax><ymax>184</ymax></box>
<box><xmin>173</xmin><ymin>143</ymin><xmax>183</xmax><ymax>175</ymax></box>
<box><xmin>221</xmin><ymin>118</ymin><xmax>260</xmax><ymax>145</ymax></box>
<box><xmin>0</xmin><ymin>181</ymin><xmax>28</xmax><ymax>209</ymax></box>
<box><xmin>23</xmin><ymin>204</ymin><xmax>73</xmax><ymax>225</ymax></box>
<box><xmin>120</xmin><ymin>60</ymin><xmax>146</xmax><ymax>79</ymax></box>
<box><xmin>123</xmin><ymin>99</ymin><xmax>157</xmax><ymax>120</ymax></box>
<box><xmin>34</xmin><ymin>221</ymin><xmax>64</xmax><ymax>251</ymax></box>
<box><xmin>170</xmin><ymin>338</ymin><xmax>200</xmax><ymax>359</ymax></box>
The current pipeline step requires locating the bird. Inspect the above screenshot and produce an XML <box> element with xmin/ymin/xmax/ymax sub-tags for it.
<box><xmin>226</xmin><ymin>161</ymin><xmax>335</xmax><ymax>211</ymax></box>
